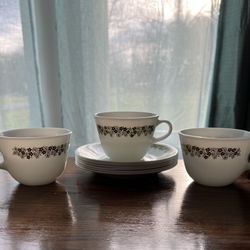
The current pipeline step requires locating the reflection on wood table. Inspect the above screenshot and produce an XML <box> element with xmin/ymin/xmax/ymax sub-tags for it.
<box><xmin>0</xmin><ymin>158</ymin><xmax>250</xmax><ymax>249</ymax></box>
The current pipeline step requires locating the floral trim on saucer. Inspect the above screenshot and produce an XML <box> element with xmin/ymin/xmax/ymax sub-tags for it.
<box><xmin>12</xmin><ymin>143</ymin><xmax>68</xmax><ymax>159</ymax></box>
<box><xmin>97</xmin><ymin>125</ymin><xmax>154</xmax><ymax>137</ymax></box>
<box><xmin>151</xmin><ymin>143</ymin><xmax>168</xmax><ymax>152</ymax></box>
<box><xmin>182</xmin><ymin>144</ymin><xmax>241</xmax><ymax>160</ymax></box>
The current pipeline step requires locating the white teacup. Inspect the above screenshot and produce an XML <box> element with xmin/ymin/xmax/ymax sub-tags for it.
<box><xmin>0</xmin><ymin>127</ymin><xmax>72</xmax><ymax>186</ymax></box>
<box><xmin>179</xmin><ymin>128</ymin><xmax>250</xmax><ymax>187</ymax></box>
<box><xmin>95</xmin><ymin>111</ymin><xmax>172</xmax><ymax>162</ymax></box>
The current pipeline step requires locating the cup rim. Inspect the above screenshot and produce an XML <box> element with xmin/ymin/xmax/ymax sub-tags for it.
<box><xmin>0</xmin><ymin>127</ymin><xmax>72</xmax><ymax>140</ymax></box>
<box><xmin>95</xmin><ymin>111</ymin><xmax>158</xmax><ymax>120</ymax></box>
<box><xmin>179</xmin><ymin>127</ymin><xmax>250</xmax><ymax>140</ymax></box>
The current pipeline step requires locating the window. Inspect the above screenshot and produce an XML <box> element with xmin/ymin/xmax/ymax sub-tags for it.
<box><xmin>0</xmin><ymin>0</ymin><xmax>42</xmax><ymax>129</ymax></box>
<box><xmin>0</xmin><ymin>0</ymin><xmax>221</xmax><ymax>153</ymax></box>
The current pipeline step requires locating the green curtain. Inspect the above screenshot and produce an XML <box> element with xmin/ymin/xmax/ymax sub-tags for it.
<box><xmin>209</xmin><ymin>0</ymin><xmax>250</xmax><ymax>130</ymax></box>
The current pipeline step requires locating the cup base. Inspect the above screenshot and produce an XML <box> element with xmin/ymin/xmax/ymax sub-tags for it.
<box><xmin>18</xmin><ymin>179</ymin><xmax>57</xmax><ymax>186</ymax></box>
<box><xmin>192</xmin><ymin>179</ymin><xmax>234</xmax><ymax>187</ymax></box>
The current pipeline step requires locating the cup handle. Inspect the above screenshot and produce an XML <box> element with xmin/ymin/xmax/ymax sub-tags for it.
<box><xmin>152</xmin><ymin>120</ymin><xmax>172</xmax><ymax>143</ymax></box>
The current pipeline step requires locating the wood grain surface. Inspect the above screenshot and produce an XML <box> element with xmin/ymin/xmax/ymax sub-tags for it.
<box><xmin>0</xmin><ymin>158</ymin><xmax>250</xmax><ymax>249</ymax></box>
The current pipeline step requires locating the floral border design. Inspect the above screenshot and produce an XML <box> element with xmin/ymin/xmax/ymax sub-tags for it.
<box><xmin>97</xmin><ymin>125</ymin><xmax>155</xmax><ymax>137</ymax></box>
<box><xmin>151</xmin><ymin>144</ymin><xmax>168</xmax><ymax>153</ymax></box>
<box><xmin>182</xmin><ymin>144</ymin><xmax>241</xmax><ymax>160</ymax></box>
<box><xmin>12</xmin><ymin>143</ymin><xmax>68</xmax><ymax>159</ymax></box>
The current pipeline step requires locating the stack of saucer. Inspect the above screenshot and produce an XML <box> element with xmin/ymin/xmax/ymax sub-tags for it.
<box><xmin>75</xmin><ymin>142</ymin><xmax>178</xmax><ymax>175</ymax></box>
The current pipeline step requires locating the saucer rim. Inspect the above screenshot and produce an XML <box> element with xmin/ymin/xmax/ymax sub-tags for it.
<box><xmin>75</xmin><ymin>159</ymin><xmax>178</xmax><ymax>175</ymax></box>
<box><xmin>75</xmin><ymin>156</ymin><xmax>177</xmax><ymax>170</ymax></box>
<box><xmin>75</xmin><ymin>142</ymin><xmax>178</xmax><ymax>164</ymax></box>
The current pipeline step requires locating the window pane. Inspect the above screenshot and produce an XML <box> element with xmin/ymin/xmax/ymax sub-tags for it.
<box><xmin>0</xmin><ymin>0</ymin><xmax>42</xmax><ymax>130</ymax></box>
<box><xmin>108</xmin><ymin>0</ymin><xmax>220</xmax><ymax>128</ymax></box>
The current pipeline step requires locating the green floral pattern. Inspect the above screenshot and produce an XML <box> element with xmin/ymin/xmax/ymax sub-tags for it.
<box><xmin>12</xmin><ymin>144</ymin><xmax>68</xmax><ymax>159</ymax></box>
<box><xmin>97</xmin><ymin>125</ymin><xmax>154</xmax><ymax>137</ymax></box>
<box><xmin>182</xmin><ymin>144</ymin><xmax>241</xmax><ymax>160</ymax></box>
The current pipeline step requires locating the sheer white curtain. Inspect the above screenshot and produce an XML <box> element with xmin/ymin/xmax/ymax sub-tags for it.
<box><xmin>0</xmin><ymin>0</ymin><xmax>221</xmax><ymax>153</ymax></box>
<box><xmin>0</xmin><ymin>0</ymin><xmax>42</xmax><ymax>129</ymax></box>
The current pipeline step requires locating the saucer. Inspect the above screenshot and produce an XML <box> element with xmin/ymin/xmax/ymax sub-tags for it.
<box><xmin>75</xmin><ymin>143</ymin><xmax>178</xmax><ymax>175</ymax></box>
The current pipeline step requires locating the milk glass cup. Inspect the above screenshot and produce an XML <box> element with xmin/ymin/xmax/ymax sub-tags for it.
<box><xmin>179</xmin><ymin>128</ymin><xmax>250</xmax><ymax>187</ymax></box>
<box><xmin>0</xmin><ymin>127</ymin><xmax>72</xmax><ymax>186</ymax></box>
<box><xmin>95</xmin><ymin>111</ymin><xmax>172</xmax><ymax>162</ymax></box>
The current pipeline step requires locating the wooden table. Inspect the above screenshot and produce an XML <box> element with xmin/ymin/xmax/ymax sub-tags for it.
<box><xmin>1</xmin><ymin>158</ymin><xmax>250</xmax><ymax>250</ymax></box>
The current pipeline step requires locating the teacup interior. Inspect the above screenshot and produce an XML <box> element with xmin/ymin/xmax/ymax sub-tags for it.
<box><xmin>1</xmin><ymin>128</ymin><xmax>71</xmax><ymax>138</ymax></box>
<box><xmin>95</xmin><ymin>111</ymin><xmax>157</xmax><ymax>119</ymax></box>
<box><xmin>180</xmin><ymin>128</ymin><xmax>250</xmax><ymax>139</ymax></box>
